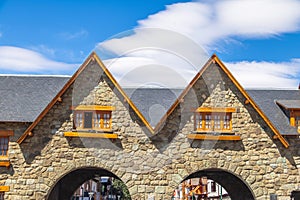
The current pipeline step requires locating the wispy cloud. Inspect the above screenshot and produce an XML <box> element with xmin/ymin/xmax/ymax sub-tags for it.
<box><xmin>96</xmin><ymin>0</ymin><xmax>300</xmax><ymax>89</ymax></box>
<box><xmin>226</xmin><ymin>60</ymin><xmax>300</xmax><ymax>89</ymax></box>
<box><xmin>60</xmin><ymin>29</ymin><xmax>89</xmax><ymax>40</ymax></box>
<box><xmin>29</xmin><ymin>44</ymin><xmax>56</xmax><ymax>57</ymax></box>
<box><xmin>0</xmin><ymin>46</ymin><xmax>78</xmax><ymax>74</ymax></box>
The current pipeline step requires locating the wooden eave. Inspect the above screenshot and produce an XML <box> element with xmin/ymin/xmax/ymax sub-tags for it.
<box><xmin>17</xmin><ymin>52</ymin><xmax>154</xmax><ymax>144</ymax></box>
<box><xmin>154</xmin><ymin>54</ymin><xmax>289</xmax><ymax>148</ymax></box>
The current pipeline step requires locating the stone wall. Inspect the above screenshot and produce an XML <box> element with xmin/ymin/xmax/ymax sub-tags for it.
<box><xmin>1</xmin><ymin>60</ymin><xmax>300</xmax><ymax>200</ymax></box>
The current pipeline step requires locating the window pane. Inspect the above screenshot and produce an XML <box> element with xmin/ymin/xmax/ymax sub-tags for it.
<box><xmin>84</xmin><ymin>112</ymin><xmax>93</xmax><ymax>128</ymax></box>
<box><xmin>0</xmin><ymin>137</ymin><xmax>8</xmax><ymax>156</ymax></box>
<box><xmin>296</xmin><ymin>116</ymin><xmax>300</xmax><ymax>130</ymax></box>
<box><xmin>75</xmin><ymin>113</ymin><xmax>83</xmax><ymax>128</ymax></box>
<box><xmin>93</xmin><ymin>113</ymin><xmax>101</xmax><ymax>128</ymax></box>
<box><xmin>214</xmin><ymin>115</ymin><xmax>221</xmax><ymax>130</ymax></box>
<box><xmin>205</xmin><ymin>114</ymin><xmax>211</xmax><ymax>129</ymax></box>
<box><xmin>223</xmin><ymin>114</ymin><xmax>231</xmax><ymax>130</ymax></box>
<box><xmin>103</xmin><ymin>113</ymin><xmax>111</xmax><ymax>129</ymax></box>
<box><xmin>195</xmin><ymin>113</ymin><xmax>202</xmax><ymax>130</ymax></box>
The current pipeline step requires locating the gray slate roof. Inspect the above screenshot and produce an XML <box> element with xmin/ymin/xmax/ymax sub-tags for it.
<box><xmin>247</xmin><ymin>90</ymin><xmax>300</xmax><ymax>135</ymax></box>
<box><xmin>124</xmin><ymin>88</ymin><xmax>183</xmax><ymax>127</ymax></box>
<box><xmin>0</xmin><ymin>76</ymin><xmax>69</xmax><ymax>122</ymax></box>
<box><xmin>276</xmin><ymin>100</ymin><xmax>300</xmax><ymax>109</ymax></box>
<box><xmin>0</xmin><ymin>75</ymin><xmax>299</xmax><ymax>136</ymax></box>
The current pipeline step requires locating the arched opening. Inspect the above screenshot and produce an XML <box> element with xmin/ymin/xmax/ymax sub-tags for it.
<box><xmin>46</xmin><ymin>167</ymin><xmax>130</xmax><ymax>200</ymax></box>
<box><xmin>172</xmin><ymin>168</ymin><xmax>255</xmax><ymax>200</ymax></box>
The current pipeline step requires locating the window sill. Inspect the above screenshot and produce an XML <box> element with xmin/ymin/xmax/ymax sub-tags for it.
<box><xmin>0</xmin><ymin>158</ymin><xmax>10</xmax><ymax>168</ymax></box>
<box><xmin>193</xmin><ymin>130</ymin><xmax>234</xmax><ymax>134</ymax></box>
<box><xmin>75</xmin><ymin>128</ymin><xmax>113</xmax><ymax>133</ymax></box>
<box><xmin>188</xmin><ymin>133</ymin><xmax>241</xmax><ymax>141</ymax></box>
<box><xmin>0</xmin><ymin>186</ymin><xmax>9</xmax><ymax>192</ymax></box>
<box><xmin>64</xmin><ymin>131</ymin><xmax>118</xmax><ymax>139</ymax></box>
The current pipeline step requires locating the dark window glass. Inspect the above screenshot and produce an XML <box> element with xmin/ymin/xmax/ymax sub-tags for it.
<box><xmin>84</xmin><ymin>112</ymin><xmax>93</xmax><ymax>128</ymax></box>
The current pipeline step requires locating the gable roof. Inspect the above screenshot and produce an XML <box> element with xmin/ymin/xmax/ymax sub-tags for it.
<box><xmin>17</xmin><ymin>52</ymin><xmax>154</xmax><ymax>144</ymax></box>
<box><xmin>15</xmin><ymin>53</ymin><xmax>290</xmax><ymax>148</ymax></box>
<box><xmin>153</xmin><ymin>54</ymin><xmax>290</xmax><ymax>148</ymax></box>
<box><xmin>0</xmin><ymin>75</ymin><xmax>69</xmax><ymax>122</ymax></box>
<box><xmin>247</xmin><ymin>90</ymin><xmax>300</xmax><ymax>135</ymax></box>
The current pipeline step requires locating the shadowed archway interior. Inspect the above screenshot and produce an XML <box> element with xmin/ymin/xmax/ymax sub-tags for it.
<box><xmin>184</xmin><ymin>168</ymin><xmax>255</xmax><ymax>200</ymax></box>
<box><xmin>47</xmin><ymin>167</ymin><xmax>123</xmax><ymax>200</ymax></box>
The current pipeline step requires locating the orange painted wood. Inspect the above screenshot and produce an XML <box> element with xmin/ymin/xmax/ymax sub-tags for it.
<box><xmin>0</xmin><ymin>130</ymin><xmax>13</xmax><ymax>136</ymax></box>
<box><xmin>64</xmin><ymin>132</ymin><xmax>118</xmax><ymax>139</ymax></box>
<box><xmin>187</xmin><ymin>134</ymin><xmax>241</xmax><ymax>141</ymax></box>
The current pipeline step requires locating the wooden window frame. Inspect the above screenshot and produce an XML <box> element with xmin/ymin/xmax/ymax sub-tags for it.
<box><xmin>190</xmin><ymin>107</ymin><xmax>240</xmax><ymax>141</ymax></box>
<box><xmin>74</xmin><ymin>110</ymin><xmax>112</xmax><ymax>132</ymax></box>
<box><xmin>0</xmin><ymin>130</ymin><xmax>13</xmax><ymax>167</ymax></box>
<box><xmin>194</xmin><ymin>112</ymin><xmax>233</xmax><ymax>133</ymax></box>
<box><xmin>290</xmin><ymin>110</ymin><xmax>300</xmax><ymax>133</ymax></box>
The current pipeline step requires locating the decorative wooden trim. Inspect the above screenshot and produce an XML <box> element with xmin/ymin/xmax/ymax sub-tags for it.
<box><xmin>0</xmin><ymin>130</ymin><xmax>14</xmax><ymax>136</ymax></box>
<box><xmin>0</xmin><ymin>186</ymin><xmax>9</xmax><ymax>192</ymax></box>
<box><xmin>64</xmin><ymin>132</ymin><xmax>118</xmax><ymax>139</ymax></box>
<box><xmin>73</xmin><ymin>105</ymin><xmax>115</xmax><ymax>111</ymax></box>
<box><xmin>93</xmin><ymin>54</ymin><xmax>154</xmax><ymax>134</ymax></box>
<box><xmin>57</xmin><ymin>97</ymin><xmax>62</xmax><ymax>102</ymax></box>
<box><xmin>187</xmin><ymin>134</ymin><xmax>241</xmax><ymax>141</ymax></box>
<box><xmin>196</xmin><ymin>107</ymin><xmax>236</xmax><ymax>113</ymax></box>
<box><xmin>194</xmin><ymin>112</ymin><xmax>232</xmax><ymax>132</ymax></box>
<box><xmin>0</xmin><ymin>159</ymin><xmax>10</xmax><ymax>168</ymax></box>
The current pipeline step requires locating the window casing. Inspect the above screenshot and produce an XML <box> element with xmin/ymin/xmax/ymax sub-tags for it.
<box><xmin>195</xmin><ymin>112</ymin><xmax>232</xmax><ymax>132</ymax></box>
<box><xmin>296</xmin><ymin>115</ymin><xmax>300</xmax><ymax>132</ymax></box>
<box><xmin>74</xmin><ymin>110</ymin><xmax>112</xmax><ymax>131</ymax></box>
<box><xmin>0</xmin><ymin>130</ymin><xmax>13</xmax><ymax>167</ymax></box>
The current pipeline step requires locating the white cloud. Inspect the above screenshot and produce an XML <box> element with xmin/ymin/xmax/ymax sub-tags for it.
<box><xmin>95</xmin><ymin>0</ymin><xmax>300</xmax><ymax>89</ymax></box>
<box><xmin>0</xmin><ymin>46</ymin><xmax>78</xmax><ymax>74</ymax></box>
<box><xmin>137</xmin><ymin>0</ymin><xmax>300</xmax><ymax>47</ymax></box>
<box><xmin>226</xmin><ymin>60</ymin><xmax>300</xmax><ymax>89</ymax></box>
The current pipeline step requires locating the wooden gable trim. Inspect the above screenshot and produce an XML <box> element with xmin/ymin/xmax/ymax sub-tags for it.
<box><xmin>153</xmin><ymin>56</ymin><xmax>213</xmax><ymax>133</ymax></box>
<box><xmin>17</xmin><ymin>52</ymin><xmax>153</xmax><ymax>144</ymax></box>
<box><xmin>213</xmin><ymin>55</ymin><xmax>289</xmax><ymax>148</ymax></box>
<box><xmin>93</xmin><ymin>54</ymin><xmax>154</xmax><ymax>134</ymax></box>
<box><xmin>17</xmin><ymin>53</ymin><xmax>95</xmax><ymax>144</ymax></box>
<box><xmin>154</xmin><ymin>54</ymin><xmax>289</xmax><ymax>148</ymax></box>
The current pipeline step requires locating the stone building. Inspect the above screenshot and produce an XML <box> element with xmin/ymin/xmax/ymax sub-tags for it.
<box><xmin>0</xmin><ymin>52</ymin><xmax>299</xmax><ymax>200</ymax></box>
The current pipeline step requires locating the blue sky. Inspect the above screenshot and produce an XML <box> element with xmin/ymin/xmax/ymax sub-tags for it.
<box><xmin>0</xmin><ymin>0</ymin><xmax>300</xmax><ymax>89</ymax></box>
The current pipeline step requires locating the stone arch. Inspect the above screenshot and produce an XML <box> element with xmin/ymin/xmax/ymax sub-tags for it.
<box><xmin>46</xmin><ymin>166</ymin><xmax>129</xmax><ymax>200</ymax></box>
<box><xmin>182</xmin><ymin>168</ymin><xmax>255</xmax><ymax>200</ymax></box>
